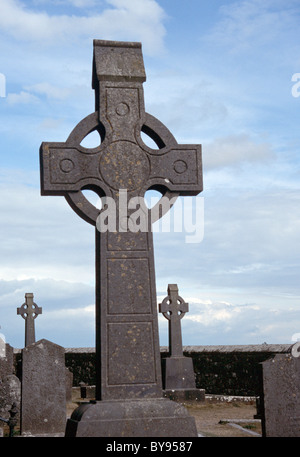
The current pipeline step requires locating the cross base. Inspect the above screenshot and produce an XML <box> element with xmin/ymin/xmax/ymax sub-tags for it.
<box><xmin>163</xmin><ymin>389</ymin><xmax>206</xmax><ymax>402</ymax></box>
<box><xmin>65</xmin><ymin>398</ymin><xmax>198</xmax><ymax>437</ymax></box>
<box><xmin>162</xmin><ymin>356</ymin><xmax>197</xmax><ymax>390</ymax></box>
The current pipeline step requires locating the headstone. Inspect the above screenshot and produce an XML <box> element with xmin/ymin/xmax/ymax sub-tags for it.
<box><xmin>40</xmin><ymin>39</ymin><xmax>202</xmax><ymax>437</ymax></box>
<box><xmin>0</xmin><ymin>343</ymin><xmax>14</xmax><ymax>381</ymax></box>
<box><xmin>20</xmin><ymin>339</ymin><xmax>66</xmax><ymax>436</ymax></box>
<box><xmin>0</xmin><ymin>375</ymin><xmax>21</xmax><ymax>424</ymax></box>
<box><xmin>260</xmin><ymin>344</ymin><xmax>300</xmax><ymax>437</ymax></box>
<box><xmin>65</xmin><ymin>367</ymin><xmax>73</xmax><ymax>403</ymax></box>
<box><xmin>0</xmin><ymin>331</ymin><xmax>5</xmax><ymax>360</ymax></box>
<box><xmin>159</xmin><ymin>284</ymin><xmax>205</xmax><ymax>401</ymax></box>
<box><xmin>0</xmin><ymin>334</ymin><xmax>19</xmax><ymax>430</ymax></box>
<box><xmin>17</xmin><ymin>293</ymin><xmax>42</xmax><ymax>347</ymax></box>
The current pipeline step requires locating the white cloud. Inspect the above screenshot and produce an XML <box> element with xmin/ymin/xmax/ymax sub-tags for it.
<box><xmin>45</xmin><ymin>304</ymin><xmax>94</xmax><ymax>319</ymax></box>
<box><xmin>38</xmin><ymin>117</ymin><xmax>65</xmax><ymax>130</ymax></box>
<box><xmin>0</xmin><ymin>171</ymin><xmax>95</xmax><ymax>283</ymax></box>
<box><xmin>63</xmin><ymin>0</ymin><xmax>98</xmax><ymax>7</ymax></box>
<box><xmin>208</xmin><ymin>0</ymin><xmax>299</xmax><ymax>56</ymax></box>
<box><xmin>184</xmin><ymin>299</ymin><xmax>300</xmax><ymax>345</ymax></box>
<box><xmin>0</xmin><ymin>0</ymin><xmax>166</xmax><ymax>55</ymax></box>
<box><xmin>25</xmin><ymin>82</ymin><xmax>71</xmax><ymax>100</ymax></box>
<box><xmin>204</xmin><ymin>133</ymin><xmax>273</xmax><ymax>169</ymax></box>
<box><xmin>184</xmin><ymin>300</ymin><xmax>245</xmax><ymax>326</ymax></box>
<box><xmin>6</xmin><ymin>90</ymin><xmax>40</xmax><ymax>105</ymax></box>
<box><xmin>158</xmin><ymin>292</ymin><xmax>300</xmax><ymax>346</ymax></box>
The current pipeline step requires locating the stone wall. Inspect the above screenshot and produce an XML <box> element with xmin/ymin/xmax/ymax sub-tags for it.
<box><xmin>14</xmin><ymin>344</ymin><xmax>292</xmax><ymax>397</ymax></box>
<box><xmin>182</xmin><ymin>344</ymin><xmax>292</xmax><ymax>396</ymax></box>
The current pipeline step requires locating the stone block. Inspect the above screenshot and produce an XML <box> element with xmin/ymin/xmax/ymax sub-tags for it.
<box><xmin>20</xmin><ymin>339</ymin><xmax>66</xmax><ymax>435</ymax></box>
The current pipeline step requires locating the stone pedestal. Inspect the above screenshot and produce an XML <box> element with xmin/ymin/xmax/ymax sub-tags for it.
<box><xmin>163</xmin><ymin>389</ymin><xmax>205</xmax><ymax>402</ymax></box>
<box><xmin>162</xmin><ymin>356</ymin><xmax>205</xmax><ymax>402</ymax></box>
<box><xmin>162</xmin><ymin>356</ymin><xmax>196</xmax><ymax>390</ymax></box>
<box><xmin>65</xmin><ymin>398</ymin><xmax>198</xmax><ymax>437</ymax></box>
<box><xmin>0</xmin><ymin>343</ymin><xmax>14</xmax><ymax>381</ymax></box>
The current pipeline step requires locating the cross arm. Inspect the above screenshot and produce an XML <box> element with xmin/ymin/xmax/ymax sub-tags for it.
<box><xmin>146</xmin><ymin>144</ymin><xmax>202</xmax><ymax>196</ymax></box>
<box><xmin>40</xmin><ymin>141</ymin><xmax>103</xmax><ymax>196</ymax></box>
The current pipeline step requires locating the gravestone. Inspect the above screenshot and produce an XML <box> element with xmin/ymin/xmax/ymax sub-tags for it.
<box><xmin>259</xmin><ymin>344</ymin><xmax>300</xmax><ymax>437</ymax></box>
<box><xmin>0</xmin><ymin>375</ymin><xmax>21</xmax><ymax>426</ymax></box>
<box><xmin>0</xmin><ymin>331</ymin><xmax>5</xmax><ymax>360</ymax></box>
<box><xmin>17</xmin><ymin>293</ymin><xmax>42</xmax><ymax>347</ymax></box>
<box><xmin>65</xmin><ymin>367</ymin><xmax>73</xmax><ymax>403</ymax></box>
<box><xmin>20</xmin><ymin>339</ymin><xmax>66</xmax><ymax>436</ymax></box>
<box><xmin>159</xmin><ymin>284</ymin><xmax>205</xmax><ymax>401</ymax></box>
<box><xmin>0</xmin><ymin>333</ymin><xmax>19</xmax><ymax>430</ymax></box>
<box><xmin>40</xmin><ymin>39</ymin><xmax>202</xmax><ymax>437</ymax></box>
<box><xmin>0</xmin><ymin>342</ymin><xmax>14</xmax><ymax>381</ymax></box>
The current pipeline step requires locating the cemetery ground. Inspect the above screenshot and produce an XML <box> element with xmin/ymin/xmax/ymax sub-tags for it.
<box><xmin>1</xmin><ymin>385</ymin><xmax>261</xmax><ymax>438</ymax></box>
<box><xmin>1</xmin><ymin>388</ymin><xmax>262</xmax><ymax>438</ymax></box>
<box><xmin>65</xmin><ymin>393</ymin><xmax>261</xmax><ymax>438</ymax></box>
<box><xmin>185</xmin><ymin>400</ymin><xmax>261</xmax><ymax>437</ymax></box>
<box><xmin>62</xmin><ymin>396</ymin><xmax>260</xmax><ymax>438</ymax></box>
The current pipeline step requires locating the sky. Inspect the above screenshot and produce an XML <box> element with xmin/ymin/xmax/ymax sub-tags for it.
<box><xmin>0</xmin><ymin>0</ymin><xmax>300</xmax><ymax>349</ymax></box>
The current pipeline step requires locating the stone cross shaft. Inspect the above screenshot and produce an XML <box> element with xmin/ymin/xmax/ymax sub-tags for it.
<box><xmin>40</xmin><ymin>40</ymin><xmax>202</xmax><ymax>402</ymax></box>
<box><xmin>17</xmin><ymin>293</ymin><xmax>42</xmax><ymax>347</ymax></box>
<box><xmin>159</xmin><ymin>284</ymin><xmax>189</xmax><ymax>357</ymax></box>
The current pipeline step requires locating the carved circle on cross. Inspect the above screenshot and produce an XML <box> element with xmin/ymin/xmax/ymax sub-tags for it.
<box><xmin>18</xmin><ymin>302</ymin><xmax>40</xmax><ymax>320</ymax></box>
<box><xmin>64</xmin><ymin>111</ymin><xmax>179</xmax><ymax>226</ymax></box>
<box><xmin>160</xmin><ymin>295</ymin><xmax>187</xmax><ymax>321</ymax></box>
<box><xmin>99</xmin><ymin>141</ymin><xmax>150</xmax><ymax>191</ymax></box>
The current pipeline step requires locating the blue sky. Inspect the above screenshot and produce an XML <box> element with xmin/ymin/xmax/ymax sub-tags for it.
<box><xmin>0</xmin><ymin>0</ymin><xmax>300</xmax><ymax>349</ymax></box>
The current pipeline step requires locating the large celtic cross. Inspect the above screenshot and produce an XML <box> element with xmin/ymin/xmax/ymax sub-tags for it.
<box><xmin>40</xmin><ymin>40</ymin><xmax>202</xmax><ymax>404</ymax></box>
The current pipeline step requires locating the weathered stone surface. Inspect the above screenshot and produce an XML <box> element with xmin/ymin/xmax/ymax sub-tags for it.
<box><xmin>65</xmin><ymin>398</ymin><xmax>198</xmax><ymax>437</ymax></box>
<box><xmin>162</xmin><ymin>356</ymin><xmax>196</xmax><ymax>390</ymax></box>
<box><xmin>0</xmin><ymin>343</ymin><xmax>14</xmax><ymax>381</ymax></box>
<box><xmin>163</xmin><ymin>389</ymin><xmax>205</xmax><ymax>402</ymax></box>
<box><xmin>40</xmin><ymin>39</ymin><xmax>202</xmax><ymax>437</ymax></box>
<box><xmin>260</xmin><ymin>346</ymin><xmax>300</xmax><ymax>437</ymax></box>
<box><xmin>20</xmin><ymin>339</ymin><xmax>66</xmax><ymax>435</ymax></box>
<box><xmin>0</xmin><ymin>375</ymin><xmax>21</xmax><ymax>422</ymax></box>
<box><xmin>65</xmin><ymin>367</ymin><xmax>73</xmax><ymax>403</ymax></box>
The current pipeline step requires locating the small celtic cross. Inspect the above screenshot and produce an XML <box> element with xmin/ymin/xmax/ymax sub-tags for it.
<box><xmin>17</xmin><ymin>293</ymin><xmax>42</xmax><ymax>347</ymax></box>
<box><xmin>159</xmin><ymin>284</ymin><xmax>189</xmax><ymax>357</ymax></box>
